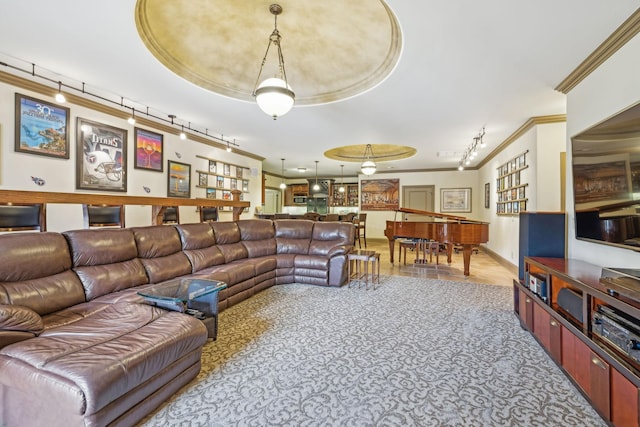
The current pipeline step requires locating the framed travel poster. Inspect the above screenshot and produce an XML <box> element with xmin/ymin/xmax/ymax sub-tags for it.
<box><xmin>15</xmin><ymin>93</ymin><xmax>70</xmax><ymax>158</ymax></box>
<box><xmin>76</xmin><ymin>118</ymin><xmax>127</xmax><ymax>192</ymax></box>
<box><xmin>167</xmin><ymin>160</ymin><xmax>191</xmax><ymax>198</ymax></box>
<box><xmin>134</xmin><ymin>127</ymin><xmax>163</xmax><ymax>171</ymax></box>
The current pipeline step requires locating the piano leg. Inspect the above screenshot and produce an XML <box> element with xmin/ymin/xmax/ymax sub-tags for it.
<box><xmin>388</xmin><ymin>237</ymin><xmax>396</xmax><ymax>263</ymax></box>
<box><xmin>445</xmin><ymin>243</ymin><xmax>453</xmax><ymax>265</ymax></box>
<box><xmin>461</xmin><ymin>244</ymin><xmax>473</xmax><ymax>276</ymax></box>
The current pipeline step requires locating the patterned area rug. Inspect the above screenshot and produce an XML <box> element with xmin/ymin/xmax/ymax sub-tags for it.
<box><xmin>139</xmin><ymin>276</ymin><xmax>606</xmax><ymax>427</ymax></box>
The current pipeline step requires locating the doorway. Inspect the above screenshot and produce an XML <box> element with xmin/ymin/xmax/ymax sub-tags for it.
<box><xmin>402</xmin><ymin>185</ymin><xmax>435</xmax><ymax>220</ymax></box>
<box><xmin>264</xmin><ymin>188</ymin><xmax>282</xmax><ymax>213</ymax></box>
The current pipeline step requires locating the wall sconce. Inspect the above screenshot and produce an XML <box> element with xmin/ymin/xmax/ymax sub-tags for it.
<box><xmin>361</xmin><ymin>144</ymin><xmax>376</xmax><ymax>175</ymax></box>
<box><xmin>252</xmin><ymin>4</ymin><xmax>295</xmax><ymax>120</ymax></box>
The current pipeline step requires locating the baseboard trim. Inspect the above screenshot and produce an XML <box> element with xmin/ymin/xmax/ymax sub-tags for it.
<box><xmin>480</xmin><ymin>245</ymin><xmax>518</xmax><ymax>278</ymax></box>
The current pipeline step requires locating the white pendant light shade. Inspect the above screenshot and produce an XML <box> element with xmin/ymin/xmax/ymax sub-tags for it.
<box><xmin>256</xmin><ymin>78</ymin><xmax>295</xmax><ymax>119</ymax></box>
<box><xmin>361</xmin><ymin>160</ymin><xmax>376</xmax><ymax>175</ymax></box>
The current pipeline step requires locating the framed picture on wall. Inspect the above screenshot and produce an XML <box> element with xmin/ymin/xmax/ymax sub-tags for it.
<box><xmin>15</xmin><ymin>93</ymin><xmax>70</xmax><ymax>159</ymax></box>
<box><xmin>167</xmin><ymin>160</ymin><xmax>191</xmax><ymax>198</ymax></box>
<box><xmin>133</xmin><ymin>128</ymin><xmax>163</xmax><ymax>171</ymax></box>
<box><xmin>484</xmin><ymin>182</ymin><xmax>490</xmax><ymax>209</ymax></box>
<box><xmin>441</xmin><ymin>187</ymin><xmax>471</xmax><ymax>213</ymax></box>
<box><xmin>76</xmin><ymin>118</ymin><xmax>127</xmax><ymax>192</ymax></box>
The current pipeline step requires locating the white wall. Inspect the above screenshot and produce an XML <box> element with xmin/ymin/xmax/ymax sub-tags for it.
<box><xmin>476</xmin><ymin>122</ymin><xmax>565</xmax><ymax>265</ymax></box>
<box><xmin>566</xmin><ymin>33</ymin><xmax>640</xmax><ymax>267</ymax></box>
<box><xmin>0</xmin><ymin>81</ymin><xmax>262</xmax><ymax>232</ymax></box>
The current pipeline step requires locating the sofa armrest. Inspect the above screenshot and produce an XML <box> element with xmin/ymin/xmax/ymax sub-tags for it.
<box><xmin>327</xmin><ymin>245</ymin><xmax>351</xmax><ymax>257</ymax></box>
<box><xmin>0</xmin><ymin>304</ymin><xmax>44</xmax><ymax>334</ymax></box>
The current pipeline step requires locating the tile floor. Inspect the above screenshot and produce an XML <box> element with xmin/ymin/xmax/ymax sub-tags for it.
<box><xmin>356</xmin><ymin>238</ymin><xmax>518</xmax><ymax>288</ymax></box>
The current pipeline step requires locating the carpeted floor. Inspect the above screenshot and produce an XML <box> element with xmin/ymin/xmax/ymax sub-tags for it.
<box><xmin>139</xmin><ymin>276</ymin><xmax>606</xmax><ymax>427</ymax></box>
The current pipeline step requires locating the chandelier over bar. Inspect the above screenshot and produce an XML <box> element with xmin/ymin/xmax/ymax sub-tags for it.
<box><xmin>252</xmin><ymin>4</ymin><xmax>295</xmax><ymax>120</ymax></box>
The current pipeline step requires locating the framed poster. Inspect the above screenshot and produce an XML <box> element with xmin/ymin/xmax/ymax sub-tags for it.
<box><xmin>484</xmin><ymin>182</ymin><xmax>490</xmax><ymax>209</ymax></box>
<box><xmin>360</xmin><ymin>179</ymin><xmax>399</xmax><ymax>211</ymax></box>
<box><xmin>15</xmin><ymin>93</ymin><xmax>70</xmax><ymax>158</ymax></box>
<box><xmin>167</xmin><ymin>160</ymin><xmax>191</xmax><ymax>198</ymax></box>
<box><xmin>441</xmin><ymin>188</ymin><xmax>471</xmax><ymax>213</ymax></box>
<box><xmin>133</xmin><ymin>127</ymin><xmax>163</xmax><ymax>171</ymax></box>
<box><xmin>76</xmin><ymin>118</ymin><xmax>127</xmax><ymax>192</ymax></box>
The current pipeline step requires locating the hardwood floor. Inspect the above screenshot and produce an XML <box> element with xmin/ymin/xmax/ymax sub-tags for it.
<box><xmin>356</xmin><ymin>238</ymin><xmax>518</xmax><ymax>287</ymax></box>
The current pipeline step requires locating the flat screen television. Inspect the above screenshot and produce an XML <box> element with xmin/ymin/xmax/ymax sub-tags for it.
<box><xmin>572</xmin><ymin>101</ymin><xmax>640</xmax><ymax>251</ymax></box>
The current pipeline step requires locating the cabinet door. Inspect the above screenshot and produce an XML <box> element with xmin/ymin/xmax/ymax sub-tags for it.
<box><xmin>533</xmin><ymin>302</ymin><xmax>562</xmax><ymax>363</ymax></box>
<box><xmin>563</xmin><ymin>327</ymin><xmax>610</xmax><ymax>420</ymax></box>
<box><xmin>611</xmin><ymin>367</ymin><xmax>639</xmax><ymax>427</ymax></box>
<box><xmin>519</xmin><ymin>291</ymin><xmax>534</xmax><ymax>331</ymax></box>
<box><xmin>284</xmin><ymin>186</ymin><xmax>293</xmax><ymax>206</ymax></box>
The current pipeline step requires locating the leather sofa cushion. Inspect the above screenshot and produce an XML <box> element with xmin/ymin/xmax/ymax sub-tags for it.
<box><xmin>140</xmin><ymin>252</ymin><xmax>192</xmax><ymax>284</ymax></box>
<box><xmin>74</xmin><ymin>259</ymin><xmax>149</xmax><ymax>301</ymax></box>
<box><xmin>0</xmin><ymin>304</ymin><xmax>43</xmax><ymax>333</ymax></box>
<box><xmin>64</xmin><ymin>229</ymin><xmax>149</xmax><ymax>300</ymax></box>
<box><xmin>64</xmin><ymin>229</ymin><xmax>139</xmax><ymax>266</ymax></box>
<box><xmin>0</xmin><ymin>303</ymin><xmax>207</xmax><ymax>416</ymax></box>
<box><xmin>0</xmin><ymin>270</ymin><xmax>86</xmax><ymax>316</ymax></box>
<box><xmin>274</xmin><ymin>220</ymin><xmax>313</xmax><ymax>255</ymax></box>
<box><xmin>237</xmin><ymin>219</ymin><xmax>275</xmax><ymax>240</ymax></box>
<box><xmin>175</xmin><ymin>223</ymin><xmax>215</xmax><ymax>250</ymax></box>
<box><xmin>183</xmin><ymin>246</ymin><xmax>226</xmax><ymax>272</ymax></box>
<box><xmin>309</xmin><ymin>222</ymin><xmax>354</xmax><ymax>256</ymax></box>
<box><xmin>238</xmin><ymin>220</ymin><xmax>277</xmax><ymax>257</ymax></box>
<box><xmin>211</xmin><ymin>221</ymin><xmax>241</xmax><ymax>244</ymax></box>
<box><xmin>132</xmin><ymin>225</ymin><xmax>183</xmax><ymax>258</ymax></box>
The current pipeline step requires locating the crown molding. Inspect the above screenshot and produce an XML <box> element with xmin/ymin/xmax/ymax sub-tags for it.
<box><xmin>476</xmin><ymin>114</ymin><xmax>567</xmax><ymax>168</ymax></box>
<box><xmin>0</xmin><ymin>69</ymin><xmax>264</xmax><ymax>162</ymax></box>
<box><xmin>555</xmin><ymin>8</ymin><xmax>640</xmax><ymax>94</ymax></box>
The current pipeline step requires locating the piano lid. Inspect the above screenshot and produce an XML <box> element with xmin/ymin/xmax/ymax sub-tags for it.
<box><xmin>395</xmin><ymin>207</ymin><xmax>467</xmax><ymax>221</ymax></box>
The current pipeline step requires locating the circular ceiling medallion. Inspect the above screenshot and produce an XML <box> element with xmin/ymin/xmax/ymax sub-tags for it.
<box><xmin>324</xmin><ymin>144</ymin><xmax>416</xmax><ymax>163</ymax></box>
<box><xmin>135</xmin><ymin>0</ymin><xmax>402</xmax><ymax>105</ymax></box>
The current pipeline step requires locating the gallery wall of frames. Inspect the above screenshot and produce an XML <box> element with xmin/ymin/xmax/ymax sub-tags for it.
<box><xmin>9</xmin><ymin>90</ymin><xmax>256</xmax><ymax>213</ymax></box>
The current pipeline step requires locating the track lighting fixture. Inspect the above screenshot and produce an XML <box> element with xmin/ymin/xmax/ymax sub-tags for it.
<box><xmin>127</xmin><ymin>108</ymin><xmax>136</xmax><ymax>125</ymax></box>
<box><xmin>226</xmin><ymin>141</ymin><xmax>232</xmax><ymax>152</ymax></box>
<box><xmin>54</xmin><ymin>81</ymin><xmax>66</xmax><ymax>103</ymax></box>
<box><xmin>458</xmin><ymin>127</ymin><xmax>486</xmax><ymax>171</ymax></box>
<box><xmin>179</xmin><ymin>125</ymin><xmax>186</xmax><ymax>140</ymax></box>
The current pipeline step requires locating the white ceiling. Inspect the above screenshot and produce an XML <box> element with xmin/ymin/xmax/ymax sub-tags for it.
<box><xmin>0</xmin><ymin>1</ymin><xmax>638</xmax><ymax>178</ymax></box>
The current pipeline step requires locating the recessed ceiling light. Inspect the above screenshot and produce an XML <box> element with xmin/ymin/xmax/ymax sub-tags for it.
<box><xmin>297</xmin><ymin>167</ymin><xmax>307</xmax><ymax>173</ymax></box>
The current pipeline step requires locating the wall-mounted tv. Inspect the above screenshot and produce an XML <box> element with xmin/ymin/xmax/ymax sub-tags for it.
<box><xmin>572</xmin><ymin>101</ymin><xmax>640</xmax><ymax>251</ymax></box>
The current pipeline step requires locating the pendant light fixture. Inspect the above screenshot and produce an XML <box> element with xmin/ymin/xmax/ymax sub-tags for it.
<box><xmin>313</xmin><ymin>160</ymin><xmax>320</xmax><ymax>191</ymax></box>
<box><xmin>252</xmin><ymin>4</ymin><xmax>295</xmax><ymax>120</ymax></box>
<box><xmin>279</xmin><ymin>158</ymin><xmax>287</xmax><ymax>189</ymax></box>
<box><xmin>338</xmin><ymin>165</ymin><xmax>345</xmax><ymax>193</ymax></box>
<box><xmin>361</xmin><ymin>144</ymin><xmax>376</xmax><ymax>175</ymax></box>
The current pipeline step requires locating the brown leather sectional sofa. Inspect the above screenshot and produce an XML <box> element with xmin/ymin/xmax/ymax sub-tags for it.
<box><xmin>0</xmin><ymin>219</ymin><xmax>354</xmax><ymax>427</ymax></box>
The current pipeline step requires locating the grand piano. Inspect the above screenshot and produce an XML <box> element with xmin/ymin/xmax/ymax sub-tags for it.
<box><xmin>385</xmin><ymin>208</ymin><xmax>489</xmax><ymax>276</ymax></box>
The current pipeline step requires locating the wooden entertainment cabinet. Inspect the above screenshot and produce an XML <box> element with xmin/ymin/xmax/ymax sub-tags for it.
<box><xmin>515</xmin><ymin>257</ymin><xmax>640</xmax><ymax>427</ymax></box>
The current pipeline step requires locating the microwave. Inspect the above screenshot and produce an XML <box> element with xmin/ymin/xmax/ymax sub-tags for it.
<box><xmin>293</xmin><ymin>196</ymin><xmax>307</xmax><ymax>204</ymax></box>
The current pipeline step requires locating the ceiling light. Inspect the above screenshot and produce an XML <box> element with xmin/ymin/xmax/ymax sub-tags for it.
<box><xmin>252</xmin><ymin>4</ymin><xmax>295</xmax><ymax>120</ymax></box>
<box><xmin>279</xmin><ymin>158</ymin><xmax>287</xmax><ymax>189</ymax></box>
<box><xmin>54</xmin><ymin>81</ymin><xmax>66</xmax><ymax>103</ymax></box>
<box><xmin>226</xmin><ymin>141</ymin><xmax>232</xmax><ymax>152</ymax></box>
<box><xmin>297</xmin><ymin>167</ymin><xmax>306</xmax><ymax>173</ymax></box>
<box><xmin>338</xmin><ymin>164</ymin><xmax>345</xmax><ymax>193</ymax></box>
<box><xmin>313</xmin><ymin>160</ymin><xmax>320</xmax><ymax>191</ymax></box>
<box><xmin>180</xmin><ymin>124</ymin><xmax>186</xmax><ymax>140</ymax></box>
<box><xmin>361</xmin><ymin>144</ymin><xmax>376</xmax><ymax>175</ymax></box>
